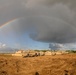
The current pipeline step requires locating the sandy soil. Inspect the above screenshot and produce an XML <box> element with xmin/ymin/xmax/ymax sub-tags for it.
<box><xmin>0</xmin><ymin>54</ymin><xmax>76</xmax><ymax>75</ymax></box>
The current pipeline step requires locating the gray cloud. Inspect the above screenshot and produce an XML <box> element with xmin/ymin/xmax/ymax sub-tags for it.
<box><xmin>49</xmin><ymin>43</ymin><xmax>65</xmax><ymax>50</ymax></box>
<box><xmin>0</xmin><ymin>0</ymin><xmax>76</xmax><ymax>49</ymax></box>
<box><xmin>27</xmin><ymin>3</ymin><xmax>76</xmax><ymax>43</ymax></box>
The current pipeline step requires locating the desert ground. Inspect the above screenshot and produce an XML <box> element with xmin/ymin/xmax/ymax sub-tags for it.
<box><xmin>0</xmin><ymin>54</ymin><xmax>76</xmax><ymax>75</ymax></box>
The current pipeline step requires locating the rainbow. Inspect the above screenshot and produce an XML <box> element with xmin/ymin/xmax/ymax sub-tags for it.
<box><xmin>0</xmin><ymin>18</ymin><xmax>18</xmax><ymax>28</ymax></box>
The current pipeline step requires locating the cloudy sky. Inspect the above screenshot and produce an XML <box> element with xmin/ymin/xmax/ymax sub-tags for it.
<box><xmin>0</xmin><ymin>0</ymin><xmax>76</xmax><ymax>50</ymax></box>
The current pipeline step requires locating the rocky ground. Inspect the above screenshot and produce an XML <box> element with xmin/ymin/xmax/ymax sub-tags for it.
<box><xmin>0</xmin><ymin>54</ymin><xmax>76</xmax><ymax>75</ymax></box>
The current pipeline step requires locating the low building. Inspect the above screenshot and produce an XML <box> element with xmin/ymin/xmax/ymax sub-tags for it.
<box><xmin>12</xmin><ymin>50</ymin><xmax>26</xmax><ymax>56</ymax></box>
<box><xmin>12</xmin><ymin>50</ymin><xmax>39</xmax><ymax>57</ymax></box>
<box><xmin>45</xmin><ymin>51</ymin><xmax>56</xmax><ymax>56</ymax></box>
<box><xmin>55</xmin><ymin>50</ymin><xmax>69</xmax><ymax>55</ymax></box>
<box><xmin>45</xmin><ymin>51</ymin><xmax>52</xmax><ymax>55</ymax></box>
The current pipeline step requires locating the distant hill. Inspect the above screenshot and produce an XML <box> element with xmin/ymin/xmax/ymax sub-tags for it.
<box><xmin>0</xmin><ymin>47</ymin><xmax>18</xmax><ymax>53</ymax></box>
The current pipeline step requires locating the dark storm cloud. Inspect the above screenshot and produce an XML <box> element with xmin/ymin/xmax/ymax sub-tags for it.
<box><xmin>49</xmin><ymin>43</ymin><xmax>65</xmax><ymax>50</ymax></box>
<box><xmin>27</xmin><ymin>3</ymin><xmax>76</xmax><ymax>43</ymax></box>
<box><xmin>0</xmin><ymin>0</ymin><xmax>76</xmax><ymax>46</ymax></box>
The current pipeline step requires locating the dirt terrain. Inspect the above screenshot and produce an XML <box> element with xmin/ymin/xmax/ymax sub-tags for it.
<box><xmin>0</xmin><ymin>54</ymin><xmax>76</xmax><ymax>75</ymax></box>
